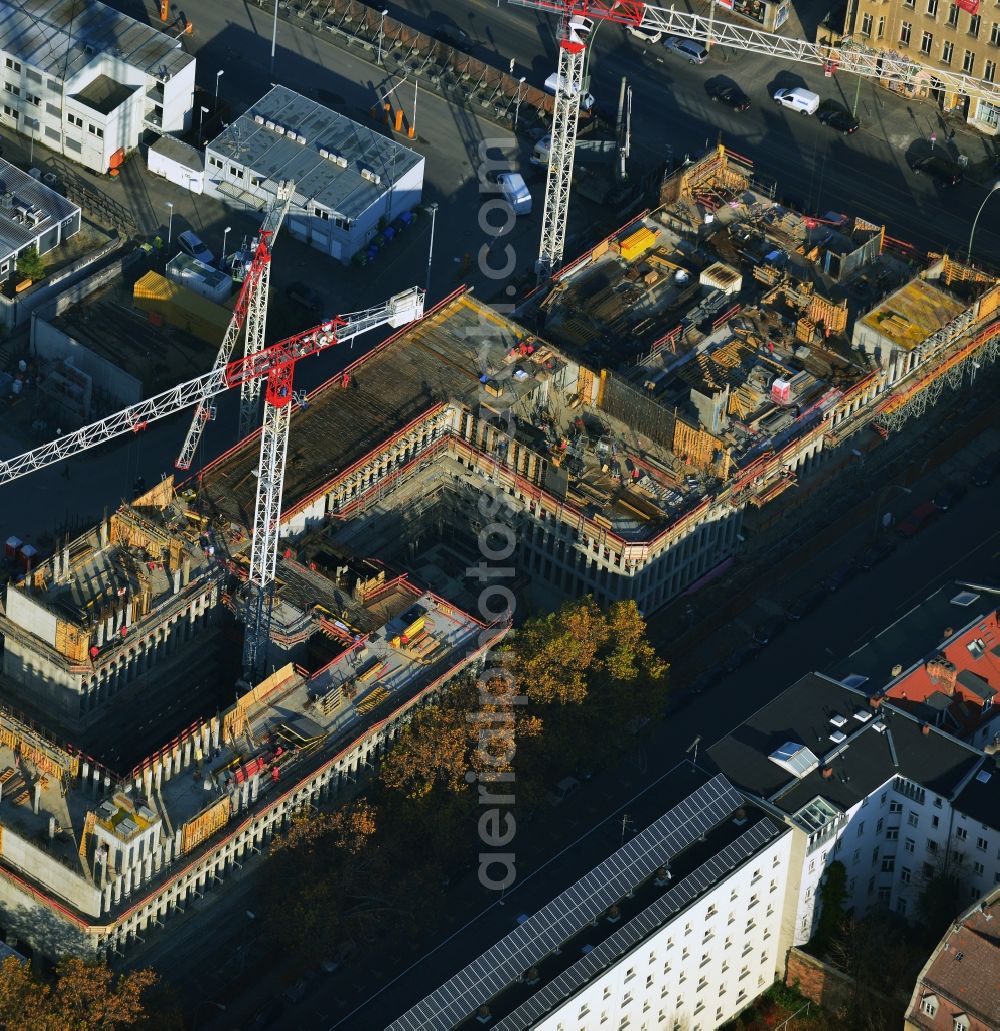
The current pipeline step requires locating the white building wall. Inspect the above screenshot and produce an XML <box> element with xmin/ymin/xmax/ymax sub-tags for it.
<box><xmin>159</xmin><ymin>60</ymin><xmax>195</xmax><ymax>134</ymax></box>
<box><xmin>536</xmin><ymin>831</ymin><xmax>794</xmax><ymax>1031</ymax></box>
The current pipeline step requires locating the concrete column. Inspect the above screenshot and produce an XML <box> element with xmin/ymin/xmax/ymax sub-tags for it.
<box><xmin>154</xmin><ymin>766</ymin><xmax>162</xmax><ymax>790</ymax></box>
<box><xmin>250</xmin><ymin>773</ymin><xmax>260</xmax><ymax>803</ymax></box>
<box><xmin>173</xmin><ymin>829</ymin><xmax>182</xmax><ymax>855</ymax></box>
<box><xmin>144</xmin><ymin>855</ymin><xmax>153</xmax><ymax>881</ymax></box>
<box><xmin>211</xmin><ymin>718</ymin><xmax>220</xmax><ymax>751</ymax></box>
<box><xmin>183</xmin><ymin>740</ymin><xmax>192</xmax><ymax>768</ymax></box>
<box><xmin>182</xmin><ymin>556</ymin><xmax>191</xmax><ymax>586</ymax></box>
<box><xmin>123</xmin><ymin>868</ymin><xmax>133</xmax><ymax>895</ymax></box>
<box><xmin>113</xmin><ymin>877</ymin><xmax>122</xmax><ymax>905</ymax></box>
<box><xmin>240</xmin><ymin>781</ymin><xmax>250</xmax><ymax>810</ymax></box>
<box><xmin>163</xmin><ymin>754</ymin><xmax>173</xmax><ymax>781</ymax></box>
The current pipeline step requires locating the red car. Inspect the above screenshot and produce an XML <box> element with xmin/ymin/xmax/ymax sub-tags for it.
<box><xmin>897</xmin><ymin>501</ymin><xmax>938</xmax><ymax>538</ymax></box>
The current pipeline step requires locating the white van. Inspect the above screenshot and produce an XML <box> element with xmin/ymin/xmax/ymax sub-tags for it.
<box><xmin>544</xmin><ymin>72</ymin><xmax>595</xmax><ymax>111</ymax></box>
<box><xmin>773</xmin><ymin>87</ymin><xmax>820</xmax><ymax>115</ymax></box>
<box><xmin>497</xmin><ymin>172</ymin><xmax>532</xmax><ymax>215</ymax></box>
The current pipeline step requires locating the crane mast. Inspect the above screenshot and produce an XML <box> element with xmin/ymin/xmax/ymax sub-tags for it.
<box><xmin>0</xmin><ymin>287</ymin><xmax>425</xmax><ymax>683</ymax></box>
<box><xmin>537</xmin><ymin>26</ymin><xmax>586</xmax><ymax>282</ymax></box>
<box><xmin>510</xmin><ymin>0</ymin><xmax>1000</xmax><ymax>280</ymax></box>
<box><xmin>175</xmin><ymin>184</ymin><xmax>294</xmax><ymax>471</ymax></box>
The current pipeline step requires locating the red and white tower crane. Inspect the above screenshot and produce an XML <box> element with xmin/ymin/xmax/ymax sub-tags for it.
<box><xmin>175</xmin><ymin>182</ymin><xmax>294</xmax><ymax>471</ymax></box>
<box><xmin>0</xmin><ymin>287</ymin><xmax>425</xmax><ymax>681</ymax></box>
<box><xmin>510</xmin><ymin>0</ymin><xmax>1000</xmax><ymax>280</ymax></box>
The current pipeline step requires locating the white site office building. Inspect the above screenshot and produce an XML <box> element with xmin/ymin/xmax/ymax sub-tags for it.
<box><xmin>0</xmin><ymin>0</ymin><xmax>195</xmax><ymax>174</ymax></box>
<box><xmin>203</xmin><ymin>85</ymin><xmax>424</xmax><ymax>265</ymax></box>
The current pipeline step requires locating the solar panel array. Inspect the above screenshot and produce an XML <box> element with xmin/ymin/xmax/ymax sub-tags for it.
<box><xmin>385</xmin><ymin>774</ymin><xmax>745</xmax><ymax>1031</ymax></box>
<box><xmin>492</xmin><ymin>818</ymin><xmax>783</xmax><ymax>1031</ymax></box>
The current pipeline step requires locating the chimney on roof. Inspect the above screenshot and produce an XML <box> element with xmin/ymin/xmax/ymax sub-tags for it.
<box><xmin>821</xmin><ymin>766</ymin><xmax>834</xmax><ymax>779</ymax></box>
<box><xmin>926</xmin><ymin>654</ymin><xmax>958</xmax><ymax>696</ymax></box>
<box><xmin>891</xmin><ymin>664</ymin><xmax>903</xmax><ymax>677</ymax></box>
<box><xmin>943</xmin><ymin>627</ymin><xmax>954</xmax><ymax>638</ymax></box>
<box><xmin>921</xmin><ymin>724</ymin><xmax>931</xmax><ymax>735</ymax></box>
<box><xmin>869</xmin><ymin>695</ymin><xmax>882</xmax><ymax>709</ymax></box>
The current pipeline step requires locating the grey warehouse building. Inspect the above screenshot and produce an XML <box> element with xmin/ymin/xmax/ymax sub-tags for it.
<box><xmin>0</xmin><ymin>158</ymin><xmax>80</xmax><ymax>282</ymax></box>
<box><xmin>203</xmin><ymin>85</ymin><xmax>424</xmax><ymax>265</ymax></box>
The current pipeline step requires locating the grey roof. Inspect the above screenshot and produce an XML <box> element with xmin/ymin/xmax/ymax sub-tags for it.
<box><xmin>708</xmin><ymin>672</ymin><xmax>984</xmax><ymax>819</ymax></box>
<box><xmin>951</xmin><ymin>757</ymin><xmax>1000</xmax><ymax>831</ymax></box>
<box><xmin>148</xmin><ymin>134</ymin><xmax>203</xmax><ymax>173</ymax></box>
<box><xmin>0</xmin><ymin>0</ymin><xmax>192</xmax><ymax>82</ymax></box>
<box><xmin>0</xmin><ymin>159</ymin><xmax>79</xmax><ymax>256</ymax></box>
<box><xmin>71</xmin><ymin>73</ymin><xmax>137</xmax><ymax>115</ymax></box>
<box><xmin>205</xmin><ymin>85</ymin><xmax>423</xmax><ymax>222</ymax></box>
<box><xmin>387</xmin><ymin>773</ymin><xmax>749</xmax><ymax>1031</ymax></box>
<box><xmin>957</xmin><ymin>669</ymin><xmax>996</xmax><ymax>701</ymax></box>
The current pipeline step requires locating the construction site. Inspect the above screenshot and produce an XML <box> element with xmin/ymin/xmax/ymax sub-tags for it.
<box><xmin>0</xmin><ymin>132</ymin><xmax>994</xmax><ymax>960</ymax></box>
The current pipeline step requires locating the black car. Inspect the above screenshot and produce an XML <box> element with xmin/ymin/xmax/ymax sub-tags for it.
<box><xmin>932</xmin><ymin>480</ymin><xmax>967</xmax><ymax>511</ymax></box>
<box><xmin>286</xmin><ymin>281</ymin><xmax>322</xmax><ymax>312</ymax></box>
<box><xmin>707</xmin><ymin>83</ymin><xmax>751</xmax><ymax>111</ymax></box>
<box><xmin>817</xmin><ymin>100</ymin><xmax>860</xmax><ymax>134</ymax></box>
<box><xmin>908</xmin><ymin>154</ymin><xmax>963</xmax><ymax>187</ymax></box>
<box><xmin>787</xmin><ymin>585</ymin><xmax>827</xmax><ymax>621</ymax></box>
<box><xmin>822</xmin><ymin>559</ymin><xmax>859</xmax><ymax>592</ymax></box>
<box><xmin>858</xmin><ymin>540</ymin><xmax>896</xmax><ymax>570</ymax></box>
<box><xmin>752</xmin><ymin>615</ymin><xmax>787</xmax><ymax>646</ymax></box>
<box><xmin>689</xmin><ymin>664</ymin><xmax>727</xmax><ymax>694</ymax></box>
<box><xmin>725</xmin><ymin>640</ymin><xmax>762</xmax><ymax>672</ymax></box>
<box><xmin>972</xmin><ymin>451</ymin><xmax>1000</xmax><ymax>487</ymax></box>
<box><xmin>435</xmin><ymin>23</ymin><xmax>471</xmax><ymax>49</ymax></box>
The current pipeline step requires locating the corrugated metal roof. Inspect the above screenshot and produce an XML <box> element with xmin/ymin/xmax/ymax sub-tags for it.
<box><xmin>0</xmin><ymin>158</ymin><xmax>79</xmax><ymax>257</ymax></box>
<box><xmin>0</xmin><ymin>0</ymin><xmax>193</xmax><ymax>81</ymax></box>
<box><xmin>205</xmin><ymin>85</ymin><xmax>423</xmax><ymax>221</ymax></box>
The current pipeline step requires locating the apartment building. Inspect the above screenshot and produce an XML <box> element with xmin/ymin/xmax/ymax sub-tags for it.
<box><xmin>387</xmin><ymin>770</ymin><xmax>799</xmax><ymax>1031</ymax></box>
<box><xmin>904</xmin><ymin>885</ymin><xmax>1000</xmax><ymax>1031</ymax></box>
<box><xmin>203</xmin><ymin>85</ymin><xmax>424</xmax><ymax>265</ymax></box>
<box><xmin>849</xmin><ymin>0</ymin><xmax>1000</xmax><ymax>133</ymax></box>
<box><xmin>709</xmin><ymin>648</ymin><xmax>1000</xmax><ymax>946</ymax></box>
<box><xmin>0</xmin><ymin>0</ymin><xmax>195</xmax><ymax>174</ymax></box>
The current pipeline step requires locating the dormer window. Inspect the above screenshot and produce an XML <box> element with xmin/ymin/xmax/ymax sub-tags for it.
<box><xmin>920</xmin><ymin>994</ymin><xmax>938</xmax><ymax>1017</ymax></box>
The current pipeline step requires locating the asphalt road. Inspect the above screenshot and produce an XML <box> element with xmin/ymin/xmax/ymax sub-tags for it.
<box><xmin>385</xmin><ymin>0</ymin><xmax>1000</xmax><ymax>265</ymax></box>
<box><xmin>254</xmin><ymin>467</ymin><xmax>998</xmax><ymax>1029</ymax></box>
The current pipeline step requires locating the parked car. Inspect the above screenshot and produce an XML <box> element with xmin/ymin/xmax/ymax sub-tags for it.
<box><xmin>547</xmin><ymin>775</ymin><xmax>581</xmax><ymax>806</ymax></box>
<box><xmin>908</xmin><ymin>153</ymin><xmax>963</xmax><ymax>187</ymax></box>
<box><xmin>972</xmin><ymin>450</ymin><xmax>1000</xmax><ymax>486</ymax></box>
<box><xmin>787</xmin><ymin>585</ymin><xmax>827</xmax><ymax>620</ymax></box>
<box><xmin>817</xmin><ymin>99</ymin><xmax>860</xmax><ymax>134</ymax></box>
<box><xmin>858</xmin><ymin>540</ymin><xmax>896</xmax><ymax>570</ymax></box>
<box><xmin>177</xmin><ymin>229</ymin><xmax>215</xmax><ymax>265</ymax></box>
<box><xmin>725</xmin><ymin>640</ymin><xmax>762</xmax><ymax>672</ymax></box>
<box><xmin>752</xmin><ymin>615</ymin><xmax>786</xmax><ymax>646</ymax></box>
<box><xmin>663</xmin><ymin>36</ymin><xmax>709</xmax><ymax>63</ymax></box>
<box><xmin>689</xmin><ymin>664</ymin><xmax>727</xmax><ymax>694</ymax></box>
<box><xmin>932</xmin><ymin>480</ymin><xmax>967</xmax><ymax>511</ymax></box>
<box><xmin>772</xmin><ymin>87</ymin><xmax>820</xmax><ymax>115</ymax></box>
<box><xmin>627</xmin><ymin>22</ymin><xmax>663</xmax><ymax>43</ymax></box>
<box><xmin>707</xmin><ymin>83</ymin><xmax>751</xmax><ymax>111</ymax></box>
<box><xmin>896</xmin><ymin>500</ymin><xmax>939</xmax><ymax>538</ymax></box>
<box><xmin>822</xmin><ymin>559</ymin><xmax>859</xmax><ymax>592</ymax></box>
<box><xmin>286</xmin><ymin>281</ymin><xmax>322</xmax><ymax>312</ymax></box>
<box><xmin>434</xmin><ymin>23</ymin><xmax>471</xmax><ymax>49</ymax></box>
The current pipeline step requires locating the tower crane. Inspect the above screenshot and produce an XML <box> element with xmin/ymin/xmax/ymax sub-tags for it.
<box><xmin>511</xmin><ymin>0</ymin><xmax>1000</xmax><ymax>280</ymax></box>
<box><xmin>175</xmin><ymin>183</ymin><xmax>294</xmax><ymax>471</ymax></box>
<box><xmin>0</xmin><ymin>287</ymin><xmax>425</xmax><ymax>681</ymax></box>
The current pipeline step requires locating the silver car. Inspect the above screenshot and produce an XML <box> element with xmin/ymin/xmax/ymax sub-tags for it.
<box><xmin>663</xmin><ymin>36</ymin><xmax>709</xmax><ymax>63</ymax></box>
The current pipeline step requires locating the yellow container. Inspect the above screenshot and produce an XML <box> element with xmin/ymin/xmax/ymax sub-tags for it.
<box><xmin>618</xmin><ymin>226</ymin><xmax>656</xmax><ymax>262</ymax></box>
<box><xmin>133</xmin><ymin>271</ymin><xmax>233</xmax><ymax>345</ymax></box>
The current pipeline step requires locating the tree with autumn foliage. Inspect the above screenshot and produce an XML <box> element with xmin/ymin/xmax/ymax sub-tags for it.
<box><xmin>0</xmin><ymin>956</ymin><xmax>169</xmax><ymax>1030</ymax></box>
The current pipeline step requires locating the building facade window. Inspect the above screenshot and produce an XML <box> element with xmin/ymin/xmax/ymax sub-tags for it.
<box><xmin>3</xmin><ymin>82</ymin><xmax>19</xmax><ymax>97</ymax></box>
<box><xmin>969</xmin><ymin>14</ymin><xmax>980</xmax><ymax>36</ymax></box>
<box><xmin>67</xmin><ymin>113</ymin><xmax>82</xmax><ymax>127</ymax></box>
<box><xmin>861</xmin><ymin>12</ymin><xmax>873</xmax><ymax>34</ymax></box>
<box><xmin>43</xmin><ymin>126</ymin><xmax>59</xmax><ymax>142</ymax></box>
<box><xmin>921</xmin><ymin>30</ymin><xmax>933</xmax><ymax>53</ymax></box>
<box><xmin>986</xmin><ymin>60</ymin><xmax>997</xmax><ymax>84</ymax></box>
<box><xmin>927</xmin><ymin>0</ymin><xmax>938</xmax><ymax>14</ymax></box>
<box><xmin>948</xmin><ymin>3</ymin><xmax>959</xmax><ymax>24</ymax></box>
<box><xmin>877</xmin><ymin>15</ymin><xmax>885</xmax><ymax>37</ymax></box>
<box><xmin>964</xmin><ymin>50</ymin><xmax>975</xmax><ymax>73</ymax></box>
<box><xmin>900</xmin><ymin>21</ymin><xmax>913</xmax><ymax>44</ymax></box>
<box><xmin>991</xmin><ymin>22</ymin><xmax>1000</xmax><ymax>45</ymax></box>
<box><xmin>956</xmin><ymin>827</ymin><xmax>968</xmax><ymax>840</ymax></box>
<box><xmin>2</xmin><ymin>105</ymin><xmax>18</xmax><ymax>121</ymax></box>
<box><xmin>942</xmin><ymin>40</ymin><xmax>954</xmax><ymax>62</ymax></box>
<box><xmin>4</xmin><ymin>58</ymin><xmax>20</xmax><ymax>72</ymax></box>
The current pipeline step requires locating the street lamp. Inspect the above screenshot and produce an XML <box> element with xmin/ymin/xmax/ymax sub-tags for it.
<box><xmin>425</xmin><ymin>201</ymin><xmax>438</xmax><ymax>298</ymax></box>
<box><xmin>270</xmin><ymin>0</ymin><xmax>279</xmax><ymax>76</ymax></box>
<box><xmin>196</xmin><ymin>105</ymin><xmax>210</xmax><ymax>145</ymax></box>
<box><xmin>377</xmin><ymin>8</ymin><xmax>389</xmax><ymax>65</ymax></box>
<box><xmin>968</xmin><ymin>180</ymin><xmax>1000</xmax><ymax>263</ymax></box>
<box><xmin>222</xmin><ymin>226</ymin><xmax>232</xmax><ymax>267</ymax></box>
<box><xmin>514</xmin><ymin>76</ymin><xmax>526</xmax><ymax>129</ymax></box>
<box><xmin>214</xmin><ymin>69</ymin><xmax>224</xmax><ymax>111</ymax></box>
<box><xmin>873</xmin><ymin>484</ymin><xmax>912</xmax><ymax>538</ymax></box>
<box><xmin>166</xmin><ymin>202</ymin><xmax>174</xmax><ymax>247</ymax></box>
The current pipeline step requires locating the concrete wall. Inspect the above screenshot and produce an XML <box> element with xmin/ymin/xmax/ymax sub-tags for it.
<box><xmin>161</xmin><ymin>60</ymin><xmax>195</xmax><ymax>134</ymax></box>
<box><xmin>5</xmin><ymin>588</ymin><xmax>57</xmax><ymax>647</ymax></box>
<box><xmin>0</xmin><ymin>824</ymin><xmax>101</xmax><ymax>917</ymax></box>
<box><xmin>30</xmin><ymin>315</ymin><xmax>143</xmax><ymax>407</ymax></box>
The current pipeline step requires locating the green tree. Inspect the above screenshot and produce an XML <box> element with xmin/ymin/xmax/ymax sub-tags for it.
<box><xmin>16</xmin><ymin>247</ymin><xmax>46</xmax><ymax>282</ymax></box>
<box><xmin>810</xmin><ymin>860</ymin><xmax>848</xmax><ymax>956</ymax></box>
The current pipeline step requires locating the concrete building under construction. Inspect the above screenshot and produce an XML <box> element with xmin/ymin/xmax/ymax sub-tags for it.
<box><xmin>0</xmin><ymin>146</ymin><xmax>996</xmax><ymax>961</ymax></box>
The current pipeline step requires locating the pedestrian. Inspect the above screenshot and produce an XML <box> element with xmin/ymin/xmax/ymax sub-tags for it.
<box><xmin>509</xmin><ymin>58</ymin><xmax>515</xmax><ymax>75</ymax></box>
